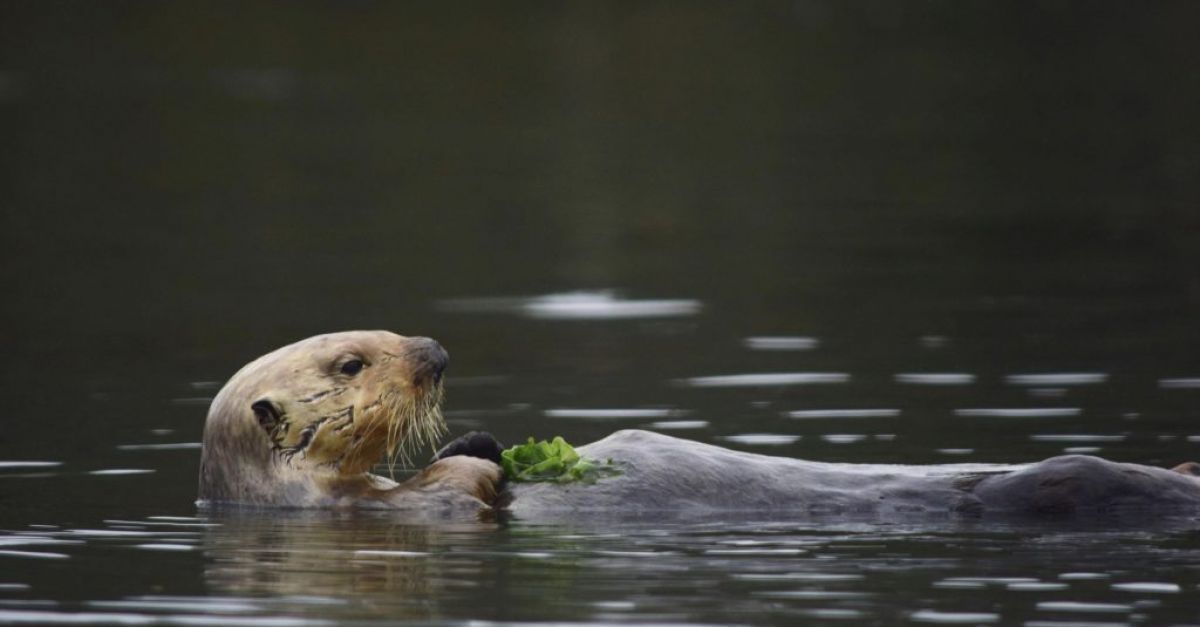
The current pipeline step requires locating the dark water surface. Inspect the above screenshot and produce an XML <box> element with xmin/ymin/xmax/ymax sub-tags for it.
<box><xmin>3</xmin><ymin>2</ymin><xmax>1200</xmax><ymax>625</ymax></box>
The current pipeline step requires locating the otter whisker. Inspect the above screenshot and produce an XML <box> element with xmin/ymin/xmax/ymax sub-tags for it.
<box><xmin>342</xmin><ymin>399</ymin><xmax>393</xmax><ymax>474</ymax></box>
<box><xmin>381</xmin><ymin>384</ymin><xmax>447</xmax><ymax>479</ymax></box>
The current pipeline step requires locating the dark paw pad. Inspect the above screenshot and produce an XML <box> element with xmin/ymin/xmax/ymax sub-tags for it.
<box><xmin>432</xmin><ymin>431</ymin><xmax>505</xmax><ymax>465</ymax></box>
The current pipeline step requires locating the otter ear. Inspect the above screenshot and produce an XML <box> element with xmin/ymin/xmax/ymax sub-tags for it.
<box><xmin>251</xmin><ymin>399</ymin><xmax>282</xmax><ymax>432</ymax></box>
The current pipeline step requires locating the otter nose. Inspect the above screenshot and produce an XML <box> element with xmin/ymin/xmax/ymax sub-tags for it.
<box><xmin>407</xmin><ymin>337</ymin><xmax>449</xmax><ymax>385</ymax></box>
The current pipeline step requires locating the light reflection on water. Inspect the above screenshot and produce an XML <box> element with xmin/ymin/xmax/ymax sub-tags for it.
<box><xmin>1005</xmin><ymin>374</ymin><xmax>1109</xmax><ymax>387</ymax></box>
<box><xmin>680</xmin><ymin>373</ymin><xmax>852</xmax><ymax>387</ymax></box>
<box><xmin>437</xmin><ymin>291</ymin><xmax>704</xmax><ymax>320</ymax></box>
<box><xmin>893</xmin><ymin>374</ymin><xmax>978</xmax><ymax>386</ymax></box>
<box><xmin>544</xmin><ymin>408</ymin><xmax>686</xmax><ymax>420</ymax></box>
<box><xmin>743</xmin><ymin>337</ymin><xmax>821</xmax><ymax>351</ymax></box>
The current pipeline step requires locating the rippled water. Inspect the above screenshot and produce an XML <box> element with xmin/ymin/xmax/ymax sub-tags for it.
<box><xmin>4</xmin><ymin>293</ymin><xmax>1200</xmax><ymax>625</ymax></box>
<box><xmin>3</xmin><ymin>512</ymin><xmax>1200</xmax><ymax>625</ymax></box>
<box><xmin>4</xmin><ymin>2</ymin><xmax>1200</xmax><ymax>625</ymax></box>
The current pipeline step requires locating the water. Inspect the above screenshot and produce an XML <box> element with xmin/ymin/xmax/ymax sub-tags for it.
<box><xmin>3</xmin><ymin>514</ymin><xmax>1200</xmax><ymax>625</ymax></box>
<box><xmin>3</xmin><ymin>1</ymin><xmax>1200</xmax><ymax>625</ymax></box>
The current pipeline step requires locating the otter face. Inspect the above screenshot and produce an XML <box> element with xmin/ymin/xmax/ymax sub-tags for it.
<box><xmin>252</xmin><ymin>332</ymin><xmax>449</xmax><ymax>475</ymax></box>
<box><xmin>201</xmin><ymin>331</ymin><xmax>450</xmax><ymax>497</ymax></box>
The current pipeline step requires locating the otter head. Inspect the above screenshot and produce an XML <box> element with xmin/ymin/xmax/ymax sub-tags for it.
<box><xmin>198</xmin><ymin>331</ymin><xmax>449</xmax><ymax>505</ymax></box>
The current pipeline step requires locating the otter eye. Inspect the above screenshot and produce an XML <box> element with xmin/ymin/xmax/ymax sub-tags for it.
<box><xmin>340</xmin><ymin>359</ymin><xmax>364</xmax><ymax>376</ymax></box>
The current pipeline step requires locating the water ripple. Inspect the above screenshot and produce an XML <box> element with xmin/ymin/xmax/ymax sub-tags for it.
<box><xmin>1007</xmin><ymin>582</ymin><xmax>1070</xmax><ymax>591</ymax></box>
<box><xmin>787</xmin><ymin>409</ymin><xmax>900</xmax><ymax>419</ymax></box>
<box><xmin>954</xmin><ymin>408</ymin><xmax>1081</xmax><ymax>418</ymax></box>
<box><xmin>0</xmin><ymin>462</ymin><xmax>61</xmax><ymax>470</ymax></box>
<box><xmin>647</xmin><ymin>420</ymin><xmax>709</xmax><ymax>430</ymax></box>
<box><xmin>821</xmin><ymin>434</ymin><xmax>868</xmax><ymax>444</ymax></box>
<box><xmin>1029</xmin><ymin>435</ymin><xmax>1126</xmax><ymax>443</ymax></box>
<box><xmin>894</xmin><ymin>373</ymin><xmax>976</xmax><ymax>386</ymax></box>
<box><xmin>88</xmin><ymin>598</ymin><xmax>260</xmax><ymax>613</ymax></box>
<box><xmin>681</xmin><ymin>373</ymin><xmax>850</xmax><ymax>387</ymax></box>
<box><xmin>545</xmin><ymin>408</ymin><xmax>684</xmax><ymax>420</ymax></box>
<box><xmin>132</xmin><ymin>544</ymin><xmax>196</xmax><ymax>552</ymax></box>
<box><xmin>0</xmin><ymin>609</ymin><xmax>333</xmax><ymax>625</ymax></box>
<box><xmin>910</xmin><ymin>610</ymin><xmax>1000</xmax><ymax>624</ymax></box>
<box><xmin>116</xmin><ymin>443</ymin><xmax>201</xmax><ymax>451</ymax></box>
<box><xmin>1110</xmin><ymin>582</ymin><xmax>1180</xmax><ymax>594</ymax></box>
<box><xmin>742</xmin><ymin>336</ymin><xmax>820</xmax><ymax>351</ymax></box>
<box><xmin>0</xmin><ymin>550</ymin><xmax>69</xmax><ymax>560</ymax></box>
<box><xmin>1006</xmin><ymin>373</ymin><xmax>1108</xmax><ymax>386</ymax></box>
<box><xmin>1058</xmin><ymin>573</ymin><xmax>1110</xmax><ymax>581</ymax></box>
<box><xmin>353</xmin><ymin>550</ymin><xmax>429</xmax><ymax>558</ymax></box>
<box><xmin>719</xmin><ymin>434</ymin><xmax>801</xmax><ymax>445</ymax></box>
<box><xmin>1035</xmin><ymin>601</ymin><xmax>1132</xmax><ymax>613</ymax></box>
<box><xmin>438</xmin><ymin>291</ymin><xmax>702</xmax><ymax>320</ymax></box>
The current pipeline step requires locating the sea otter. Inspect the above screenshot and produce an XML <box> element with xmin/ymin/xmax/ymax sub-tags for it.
<box><xmin>197</xmin><ymin>331</ymin><xmax>500</xmax><ymax>511</ymax></box>
<box><xmin>198</xmin><ymin>331</ymin><xmax>1200</xmax><ymax>516</ymax></box>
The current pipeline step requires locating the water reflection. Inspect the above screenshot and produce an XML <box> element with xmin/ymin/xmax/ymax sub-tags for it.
<box><xmin>1159</xmin><ymin>378</ymin><xmax>1200</xmax><ymax>389</ymax></box>
<box><xmin>544</xmin><ymin>408</ymin><xmax>685</xmax><ymax>420</ymax></box>
<box><xmin>1029</xmin><ymin>435</ymin><xmax>1126</xmax><ymax>443</ymax></box>
<box><xmin>787</xmin><ymin>409</ymin><xmax>900</xmax><ymax>419</ymax></box>
<box><xmin>1005</xmin><ymin>373</ymin><xmax>1109</xmax><ymax>386</ymax></box>
<box><xmin>0</xmin><ymin>512</ymin><xmax>1199</xmax><ymax>624</ymax></box>
<box><xmin>201</xmin><ymin>511</ymin><xmax>502</xmax><ymax>619</ymax></box>
<box><xmin>894</xmin><ymin>373</ymin><xmax>977</xmax><ymax>386</ymax></box>
<box><xmin>909</xmin><ymin>609</ymin><xmax>1000</xmax><ymax>624</ymax></box>
<box><xmin>719</xmin><ymin>434</ymin><xmax>802</xmax><ymax>445</ymax></box>
<box><xmin>820</xmin><ymin>435</ymin><xmax>869</xmax><ymax>444</ymax></box>
<box><xmin>115</xmin><ymin>443</ymin><xmax>203</xmax><ymax>451</ymax></box>
<box><xmin>681</xmin><ymin>372</ymin><xmax>850</xmax><ymax>387</ymax></box>
<box><xmin>438</xmin><ymin>291</ymin><xmax>703</xmax><ymax>320</ymax></box>
<box><xmin>953</xmin><ymin>408</ymin><xmax>1082</xmax><ymax>418</ymax></box>
<box><xmin>743</xmin><ymin>337</ymin><xmax>821</xmax><ymax>351</ymax></box>
<box><xmin>647</xmin><ymin>420</ymin><xmax>709</xmax><ymax>430</ymax></box>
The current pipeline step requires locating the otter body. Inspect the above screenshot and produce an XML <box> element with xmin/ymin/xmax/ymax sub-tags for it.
<box><xmin>199</xmin><ymin>331</ymin><xmax>1200</xmax><ymax>517</ymax></box>
<box><xmin>506</xmin><ymin>430</ymin><xmax>1200</xmax><ymax>517</ymax></box>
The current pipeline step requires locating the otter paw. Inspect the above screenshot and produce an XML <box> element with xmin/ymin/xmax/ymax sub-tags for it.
<box><xmin>431</xmin><ymin>431</ymin><xmax>506</xmax><ymax>465</ymax></box>
<box><xmin>421</xmin><ymin>455</ymin><xmax>504</xmax><ymax>505</ymax></box>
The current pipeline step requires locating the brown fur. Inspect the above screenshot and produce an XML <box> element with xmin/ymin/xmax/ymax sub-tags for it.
<box><xmin>197</xmin><ymin>331</ymin><xmax>501</xmax><ymax>511</ymax></box>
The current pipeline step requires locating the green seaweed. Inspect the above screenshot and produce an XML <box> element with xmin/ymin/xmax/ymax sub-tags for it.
<box><xmin>501</xmin><ymin>436</ymin><xmax>620</xmax><ymax>483</ymax></box>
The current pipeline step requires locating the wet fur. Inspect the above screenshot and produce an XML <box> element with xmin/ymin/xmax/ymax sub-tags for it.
<box><xmin>507</xmin><ymin>430</ymin><xmax>1200</xmax><ymax>518</ymax></box>
<box><xmin>200</xmin><ymin>332</ymin><xmax>1200</xmax><ymax>517</ymax></box>
<box><xmin>197</xmin><ymin>331</ymin><xmax>497</xmax><ymax>510</ymax></box>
